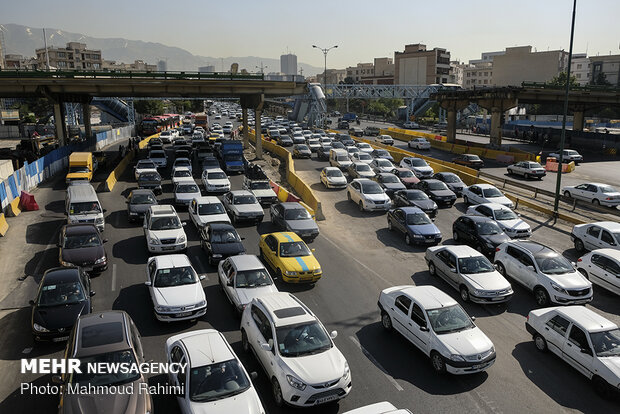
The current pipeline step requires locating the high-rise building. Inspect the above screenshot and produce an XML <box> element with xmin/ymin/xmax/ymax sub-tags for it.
<box><xmin>35</xmin><ymin>42</ymin><xmax>102</xmax><ymax>70</ymax></box>
<box><xmin>394</xmin><ymin>44</ymin><xmax>451</xmax><ymax>85</ymax></box>
<box><xmin>198</xmin><ymin>65</ymin><xmax>215</xmax><ymax>73</ymax></box>
<box><xmin>157</xmin><ymin>60</ymin><xmax>167</xmax><ymax>72</ymax></box>
<box><xmin>280</xmin><ymin>53</ymin><xmax>297</xmax><ymax>76</ymax></box>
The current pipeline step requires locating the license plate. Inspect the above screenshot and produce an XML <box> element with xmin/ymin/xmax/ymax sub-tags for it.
<box><xmin>176</xmin><ymin>311</ymin><xmax>192</xmax><ymax>317</ymax></box>
<box><xmin>315</xmin><ymin>394</ymin><xmax>339</xmax><ymax>404</ymax></box>
<box><xmin>491</xmin><ymin>296</ymin><xmax>504</xmax><ymax>301</ymax></box>
<box><xmin>162</xmin><ymin>246</ymin><xmax>176</xmax><ymax>251</ymax></box>
<box><xmin>53</xmin><ymin>336</ymin><xmax>69</xmax><ymax>342</ymax></box>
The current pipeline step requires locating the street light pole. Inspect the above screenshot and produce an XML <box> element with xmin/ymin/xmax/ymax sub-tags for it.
<box><xmin>553</xmin><ymin>0</ymin><xmax>577</xmax><ymax>216</ymax></box>
<box><xmin>312</xmin><ymin>44</ymin><xmax>338</xmax><ymax>88</ymax></box>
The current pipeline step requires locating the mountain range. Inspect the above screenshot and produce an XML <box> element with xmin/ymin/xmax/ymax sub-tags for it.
<box><xmin>0</xmin><ymin>23</ymin><xmax>323</xmax><ymax>76</ymax></box>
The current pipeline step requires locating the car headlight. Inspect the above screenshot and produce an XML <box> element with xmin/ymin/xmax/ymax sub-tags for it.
<box><xmin>156</xmin><ymin>305</ymin><xmax>173</xmax><ymax>312</ymax></box>
<box><xmin>33</xmin><ymin>323</ymin><xmax>49</xmax><ymax>333</ymax></box>
<box><xmin>342</xmin><ymin>362</ymin><xmax>350</xmax><ymax>379</ymax></box>
<box><xmin>286</xmin><ymin>374</ymin><xmax>306</xmax><ymax>391</ymax></box>
<box><xmin>196</xmin><ymin>300</ymin><xmax>206</xmax><ymax>308</ymax></box>
<box><xmin>96</xmin><ymin>217</ymin><xmax>104</xmax><ymax>224</ymax></box>
<box><xmin>449</xmin><ymin>354</ymin><xmax>465</xmax><ymax>362</ymax></box>
<box><xmin>551</xmin><ymin>282</ymin><xmax>568</xmax><ymax>295</ymax></box>
<box><xmin>94</xmin><ymin>256</ymin><xmax>106</xmax><ymax>264</ymax></box>
<box><xmin>313</xmin><ymin>268</ymin><xmax>322</xmax><ymax>274</ymax></box>
<box><xmin>212</xmin><ymin>253</ymin><xmax>222</xmax><ymax>259</ymax></box>
<box><xmin>285</xmin><ymin>271</ymin><xmax>297</xmax><ymax>276</ymax></box>
<box><xmin>177</xmin><ymin>235</ymin><xmax>186</xmax><ymax>243</ymax></box>
<box><xmin>149</xmin><ymin>237</ymin><xmax>160</xmax><ymax>245</ymax></box>
<box><xmin>470</xmin><ymin>289</ymin><xmax>482</xmax><ymax>296</ymax></box>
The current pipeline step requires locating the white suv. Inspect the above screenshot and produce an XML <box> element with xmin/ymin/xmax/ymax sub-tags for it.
<box><xmin>494</xmin><ymin>240</ymin><xmax>592</xmax><ymax>307</ymax></box>
<box><xmin>240</xmin><ymin>292</ymin><xmax>352</xmax><ymax>407</ymax></box>
<box><xmin>145</xmin><ymin>254</ymin><xmax>206</xmax><ymax>321</ymax></box>
<box><xmin>347</xmin><ymin>179</ymin><xmax>391</xmax><ymax>212</ymax></box>
<box><xmin>143</xmin><ymin>205</ymin><xmax>187</xmax><ymax>253</ymax></box>
<box><xmin>525</xmin><ymin>306</ymin><xmax>620</xmax><ymax>398</ymax></box>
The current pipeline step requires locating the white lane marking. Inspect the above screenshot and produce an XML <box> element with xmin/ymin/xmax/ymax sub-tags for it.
<box><xmin>111</xmin><ymin>264</ymin><xmax>117</xmax><ymax>291</ymax></box>
<box><xmin>22</xmin><ymin>347</ymin><xmax>32</xmax><ymax>354</ymax></box>
<box><xmin>320</xmin><ymin>233</ymin><xmax>392</xmax><ymax>286</ymax></box>
<box><xmin>193</xmin><ymin>255</ymin><xmax>209</xmax><ymax>280</ymax></box>
<box><xmin>349</xmin><ymin>335</ymin><xmax>403</xmax><ymax>391</ymax></box>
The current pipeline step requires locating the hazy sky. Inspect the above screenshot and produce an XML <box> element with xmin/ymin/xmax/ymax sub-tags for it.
<box><xmin>2</xmin><ymin>0</ymin><xmax>619</xmax><ymax>68</ymax></box>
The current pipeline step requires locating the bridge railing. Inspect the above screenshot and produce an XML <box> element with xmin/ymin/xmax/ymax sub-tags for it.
<box><xmin>521</xmin><ymin>81</ymin><xmax>620</xmax><ymax>92</ymax></box>
<box><xmin>0</xmin><ymin>69</ymin><xmax>265</xmax><ymax>81</ymax></box>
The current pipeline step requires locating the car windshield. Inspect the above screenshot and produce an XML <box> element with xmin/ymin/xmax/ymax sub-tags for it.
<box><xmin>427</xmin><ymin>305</ymin><xmax>474</xmax><ymax>334</ymax></box>
<box><xmin>63</xmin><ymin>233</ymin><xmax>101</xmax><ymax>248</ymax></box>
<box><xmin>296</xmin><ymin>145</ymin><xmax>309</xmax><ymax>151</ymax></box>
<box><xmin>279</xmin><ymin>241</ymin><xmax>311</xmax><ymax>257</ymax></box>
<box><xmin>337</xmin><ymin>155</ymin><xmax>349</xmax><ymax>161</ymax></box>
<box><xmin>174</xmin><ymin>170</ymin><xmax>192</xmax><ymax>178</ymax></box>
<box><xmin>154</xmin><ymin>266</ymin><xmax>197</xmax><ymax>287</ymax></box>
<box><xmin>590</xmin><ymin>328</ymin><xmax>620</xmax><ymax>357</ymax></box>
<box><xmin>250</xmin><ymin>182</ymin><xmax>271</xmax><ymax>190</ymax></box>
<box><xmin>406</xmin><ymin>213</ymin><xmax>432</xmax><ymax>225</ymax></box>
<box><xmin>359</xmin><ymin>144</ymin><xmax>371</xmax><ymax>149</ymax></box>
<box><xmin>382</xmin><ymin>175</ymin><xmax>400</xmax><ymax>183</ymax></box>
<box><xmin>356</xmin><ymin>164</ymin><xmax>371</xmax><ymax>172</ymax></box>
<box><xmin>150</xmin><ymin>151</ymin><xmax>165</xmax><ymax>158</ymax></box>
<box><xmin>361</xmin><ymin>181</ymin><xmax>383</xmax><ymax>194</ymax></box>
<box><xmin>198</xmin><ymin>203</ymin><xmax>225</xmax><ymax>215</ymax></box>
<box><xmin>406</xmin><ymin>191</ymin><xmax>428</xmax><ymax>200</ymax></box>
<box><xmin>175</xmin><ymin>160</ymin><xmax>191</xmax><ymax>167</ymax></box>
<box><xmin>599</xmin><ymin>185</ymin><xmax>617</xmax><ymax>193</ymax></box>
<box><xmin>326</xmin><ymin>169</ymin><xmax>343</xmax><ymax>177</ymax></box>
<box><xmin>565</xmin><ymin>150</ymin><xmax>579</xmax><ymax>156</ymax></box>
<box><xmin>467</xmin><ymin>155</ymin><xmax>481</xmax><ymax>161</ymax></box>
<box><xmin>131</xmin><ymin>193</ymin><xmax>157</xmax><ymax>205</ymax></box>
<box><xmin>358</xmin><ymin>153</ymin><xmax>372</xmax><ymax>160</ymax></box>
<box><xmin>494</xmin><ymin>209</ymin><xmax>518</xmax><ymax>220</ymax></box>
<box><xmin>427</xmin><ymin>181</ymin><xmax>448</xmax><ymax>191</ymax></box>
<box><xmin>150</xmin><ymin>216</ymin><xmax>181</xmax><ymax>230</ymax></box>
<box><xmin>398</xmin><ymin>169</ymin><xmax>415</xmax><ymax>178</ymax></box>
<box><xmin>482</xmin><ymin>188</ymin><xmax>503</xmax><ymax>198</ymax></box>
<box><xmin>177</xmin><ymin>184</ymin><xmax>199</xmax><ymax>193</ymax></box>
<box><xmin>377</xmin><ymin>160</ymin><xmax>392</xmax><ymax>167</ymax></box>
<box><xmin>203</xmin><ymin>159</ymin><xmax>219</xmax><ymax>168</ymax></box>
<box><xmin>69</xmin><ymin>202</ymin><xmax>101</xmax><ymax>214</ymax></box>
<box><xmin>411</xmin><ymin>159</ymin><xmax>428</xmax><ymax>167</ymax></box>
<box><xmin>233</xmin><ymin>195</ymin><xmax>257</xmax><ymax>205</ymax></box>
<box><xmin>375</xmin><ymin>150</ymin><xmax>389</xmax><ymax>156</ymax></box>
<box><xmin>529</xmin><ymin>162</ymin><xmax>543</xmax><ymax>169</ymax></box>
<box><xmin>284</xmin><ymin>208</ymin><xmax>312</xmax><ymax>220</ymax></box>
<box><xmin>189</xmin><ymin>359</ymin><xmax>250</xmax><ymax>402</ymax></box>
<box><xmin>458</xmin><ymin>256</ymin><xmax>495</xmax><ymax>274</ymax></box>
<box><xmin>137</xmin><ymin>161</ymin><xmax>156</xmax><ymax>169</ymax></box>
<box><xmin>71</xmin><ymin>350</ymin><xmax>140</xmax><ymax>387</ymax></box>
<box><xmin>139</xmin><ymin>172</ymin><xmax>160</xmax><ymax>181</ymax></box>
<box><xmin>442</xmin><ymin>174</ymin><xmax>461</xmax><ymax>183</ymax></box>
<box><xmin>211</xmin><ymin>229</ymin><xmax>240</xmax><ymax>243</ymax></box>
<box><xmin>37</xmin><ymin>280</ymin><xmax>86</xmax><ymax>306</ymax></box>
<box><xmin>475</xmin><ymin>221</ymin><xmax>502</xmax><ymax>235</ymax></box>
<box><xmin>276</xmin><ymin>322</ymin><xmax>332</xmax><ymax>357</ymax></box>
<box><xmin>534</xmin><ymin>254</ymin><xmax>574</xmax><ymax>275</ymax></box>
<box><xmin>348</xmin><ymin>148</ymin><xmax>360</xmax><ymax>154</ymax></box>
<box><xmin>68</xmin><ymin>166</ymin><xmax>90</xmax><ymax>174</ymax></box>
<box><xmin>235</xmin><ymin>269</ymin><xmax>272</xmax><ymax>288</ymax></box>
<box><xmin>207</xmin><ymin>171</ymin><xmax>227</xmax><ymax>180</ymax></box>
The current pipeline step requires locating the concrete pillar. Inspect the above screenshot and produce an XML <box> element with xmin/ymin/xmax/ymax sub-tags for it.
<box><xmin>490</xmin><ymin>108</ymin><xmax>503</xmax><ymax>148</ymax></box>
<box><xmin>446</xmin><ymin>109</ymin><xmax>457</xmax><ymax>143</ymax></box>
<box><xmin>255</xmin><ymin>109</ymin><xmax>262</xmax><ymax>159</ymax></box>
<box><xmin>82</xmin><ymin>104</ymin><xmax>92</xmax><ymax>146</ymax></box>
<box><xmin>242</xmin><ymin>107</ymin><xmax>249</xmax><ymax>149</ymax></box>
<box><xmin>53</xmin><ymin>102</ymin><xmax>67</xmax><ymax>146</ymax></box>
<box><xmin>573</xmin><ymin>110</ymin><xmax>585</xmax><ymax>131</ymax></box>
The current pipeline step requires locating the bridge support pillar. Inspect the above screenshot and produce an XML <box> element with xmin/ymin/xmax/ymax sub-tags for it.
<box><xmin>82</xmin><ymin>103</ymin><xmax>92</xmax><ymax>146</ymax></box>
<box><xmin>242</xmin><ymin>107</ymin><xmax>249</xmax><ymax>149</ymax></box>
<box><xmin>476</xmin><ymin>94</ymin><xmax>518</xmax><ymax>148</ymax></box>
<box><xmin>53</xmin><ymin>102</ymin><xmax>67</xmax><ymax>147</ymax></box>
<box><xmin>490</xmin><ymin>108</ymin><xmax>503</xmax><ymax>147</ymax></box>
<box><xmin>573</xmin><ymin>109</ymin><xmax>585</xmax><ymax>131</ymax></box>
<box><xmin>439</xmin><ymin>99</ymin><xmax>469</xmax><ymax>143</ymax></box>
<box><xmin>255</xmin><ymin>109</ymin><xmax>262</xmax><ymax>159</ymax></box>
<box><xmin>240</xmin><ymin>94</ymin><xmax>264</xmax><ymax>159</ymax></box>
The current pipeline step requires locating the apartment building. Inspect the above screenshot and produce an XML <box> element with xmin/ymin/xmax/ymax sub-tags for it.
<box><xmin>492</xmin><ymin>46</ymin><xmax>568</xmax><ymax>86</ymax></box>
<box><xmin>463</xmin><ymin>62</ymin><xmax>494</xmax><ymax>88</ymax></box>
<box><xmin>318</xmin><ymin>68</ymin><xmax>347</xmax><ymax>84</ymax></box>
<box><xmin>570</xmin><ymin>54</ymin><xmax>590</xmax><ymax>86</ymax></box>
<box><xmin>346</xmin><ymin>62</ymin><xmax>375</xmax><ymax>82</ymax></box>
<box><xmin>35</xmin><ymin>42</ymin><xmax>102</xmax><ymax>70</ymax></box>
<box><xmin>589</xmin><ymin>54</ymin><xmax>620</xmax><ymax>86</ymax></box>
<box><xmin>394</xmin><ymin>44</ymin><xmax>451</xmax><ymax>85</ymax></box>
<box><xmin>103</xmin><ymin>59</ymin><xmax>156</xmax><ymax>71</ymax></box>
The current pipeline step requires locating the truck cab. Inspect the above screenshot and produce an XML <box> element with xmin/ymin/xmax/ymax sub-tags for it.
<box><xmin>66</xmin><ymin>152</ymin><xmax>95</xmax><ymax>184</ymax></box>
<box><xmin>219</xmin><ymin>141</ymin><xmax>245</xmax><ymax>174</ymax></box>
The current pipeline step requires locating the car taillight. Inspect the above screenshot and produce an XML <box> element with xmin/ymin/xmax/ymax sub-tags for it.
<box><xmin>526</xmin><ymin>314</ymin><xmax>529</xmax><ymax>322</ymax></box>
<box><xmin>577</xmin><ymin>258</ymin><xmax>582</xmax><ymax>262</ymax></box>
<box><xmin>495</xmin><ymin>247</ymin><xmax>501</xmax><ymax>252</ymax></box>
<box><xmin>606</xmin><ymin>197</ymin><xmax>612</xmax><ymax>200</ymax></box>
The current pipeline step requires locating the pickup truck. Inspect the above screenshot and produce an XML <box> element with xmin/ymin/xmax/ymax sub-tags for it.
<box><xmin>343</xmin><ymin>113</ymin><xmax>357</xmax><ymax>122</ymax></box>
<box><xmin>243</xmin><ymin>163</ymin><xmax>278</xmax><ymax>205</ymax></box>
<box><xmin>219</xmin><ymin>140</ymin><xmax>245</xmax><ymax>174</ymax></box>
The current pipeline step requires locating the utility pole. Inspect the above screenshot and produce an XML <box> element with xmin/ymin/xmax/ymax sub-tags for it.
<box><xmin>42</xmin><ymin>28</ymin><xmax>50</xmax><ymax>70</ymax></box>
<box><xmin>255</xmin><ymin>62</ymin><xmax>268</xmax><ymax>74</ymax></box>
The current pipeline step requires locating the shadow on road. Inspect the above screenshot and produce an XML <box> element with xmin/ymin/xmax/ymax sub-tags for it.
<box><xmin>0</xmin><ymin>374</ymin><xmax>58</xmax><ymax>413</ymax></box>
<box><xmin>112</xmin><ymin>236</ymin><xmax>148</xmax><ymax>265</ymax></box>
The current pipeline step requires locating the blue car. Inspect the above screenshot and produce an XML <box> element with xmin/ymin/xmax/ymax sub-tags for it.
<box><xmin>387</xmin><ymin>206</ymin><xmax>442</xmax><ymax>246</ymax></box>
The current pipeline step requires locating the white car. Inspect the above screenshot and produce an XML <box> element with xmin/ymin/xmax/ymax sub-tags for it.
<box><xmin>201</xmin><ymin>168</ymin><xmax>231</xmax><ymax>193</ymax></box>
<box><xmin>165</xmin><ymin>329</ymin><xmax>265</xmax><ymax>414</ymax></box>
<box><xmin>408</xmin><ymin>138</ymin><xmax>431</xmax><ymax>150</ymax></box>
<box><xmin>149</xmin><ymin>149</ymin><xmax>167</xmax><ymax>168</ymax></box>
<box><xmin>351</xmin><ymin>152</ymin><xmax>373</xmax><ymax>164</ymax></box>
<box><xmin>307</xmin><ymin>138</ymin><xmax>321</xmax><ymax>152</ymax></box>
<box><xmin>302</xmin><ymin>130</ymin><xmax>313</xmax><ymax>139</ymax></box>
<box><xmin>462</xmin><ymin>184</ymin><xmax>514</xmax><ymax>209</ymax></box>
<box><xmin>347</xmin><ymin>162</ymin><xmax>376</xmax><ymax>179</ymax></box>
<box><xmin>240</xmin><ymin>292</ymin><xmax>351</xmax><ymax>407</ymax></box>
<box><xmin>577</xmin><ymin>248</ymin><xmax>620</xmax><ymax>295</ymax></box>
<box><xmin>525</xmin><ymin>306</ymin><xmax>620</xmax><ymax>397</ymax></box>
<box><xmin>292</xmin><ymin>133</ymin><xmax>305</xmax><ymax>144</ymax></box>
<box><xmin>375</xmin><ymin>135</ymin><xmax>394</xmax><ymax>145</ymax></box>
<box><xmin>403</xmin><ymin>121</ymin><xmax>419</xmax><ymax>129</ymax></box>
<box><xmin>346</xmin><ymin>146</ymin><xmax>361</xmax><ymax>157</ymax></box>
<box><xmin>222</xmin><ymin>190</ymin><xmax>264</xmax><ymax>224</ymax></box>
<box><xmin>571</xmin><ymin>221</ymin><xmax>620</xmax><ymax>252</ymax></box>
<box><xmin>134</xmin><ymin>159</ymin><xmax>158</xmax><ymax>180</ymax></box>
<box><xmin>172</xmin><ymin>157</ymin><xmax>192</xmax><ymax>175</ymax></box>
<box><xmin>145</xmin><ymin>254</ymin><xmax>206</xmax><ymax>321</ymax></box>
<box><xmin>189</xmin><ymin>196</ymin><xmax>230</xmax><ymax>229</ymax></box>
<box><xmin>143</xmin><ymin>205</ymin><xmax>187</xmax><ymax>253</ymax></box>
<box><xmin>466</xmin><ymin>203</ymin><xmax>531</xmax><ymax>238</ymax></box>
<box><xmin>343</xmin><ymin>402</ymin><xmax>412</xmax><ymax>414</ymax></box>
<box><xmin>494</xmin><ymin>240</ymin><xmax>592</xmax><ymax>306</ymax></box>
<box><xmin>425</xmin><ymin>245</ymin><xmax>513</xmax><ymax>303</ymax></box>
<box><xmin>242</xmin><ymin>178</ymin><xmax>278</xmax><ymax>206</ymax></box>
<box><xmin>399</xmin><ymin>157</ymin><xmax>434</xmax><ymax>178</ymax></box>
<box><xmin>171</xmin><ymin>166</ymin><xmax>193</xmax><ymax>186</ymax></box>
<box><xmin>562</xmin><ymin>183</ymin><xmax>620</xmax><ymax>207</ymax></box>
<box><xmin>356</xmin><ymin>142</ymin><xmax>374</xmax><ymax>154</ymax></box>
<box><xmin>370</xmin><ymin>158</ymin><xmax>394</xmax><ymax>174</ymax></box>
<box><xmin>347</xmin><ymin>178</ymin><xmax>392</xmax><ymax>212</ymax></box>
<box><xmin>507</xmin><ymin>161</ymin><xmax>546</xmax><ymax>180</ymax></box>
<box><xmin>174</xmin><ymin>179</ymin><xmax>201</xmax><ymax>206</ymax></box>
<box><xmin>218</xmin><ymin>254</ymin><xmax>278</xmax><ymax>313</ymax></box>
<box><xmin>548</xmin><ymin>149</ymin><xmax>583</xmax><ymax>164</ymax></box>
<box><xmin>378</xmin><ymin>285</ymin><xmax>496</xmax><ymax>374</ymax></box>
<box><xmin>320</xmin><ymin>167</ymin><xmax>347</xmax><ymax>189</ymax></box>
<box><xmin>223</xmin><ymin>125</ymin><xmax>233</xmax><ymax>134</ymax></box>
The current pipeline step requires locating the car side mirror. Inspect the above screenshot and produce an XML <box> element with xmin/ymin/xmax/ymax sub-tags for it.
<box><xmin>420</xmin><ymin>326</ymin><xmax>429</xmax><ymax>332</ymax></box>
<box><xmin>241</xmin><ymin>236</ymin><xmax>245</xmax><ymax>240</ymax></box>
<box><xmin>182</xmin><ymin>222</ymin><xmax>187</xmax><ymax>226</ymax></box>
<box><xmin>102</xmin><ymin>239</ymin><xmax>108</xmax><ymax>244</ymax></box>
<box><xmin>125</xmin><ymin>200</ymin><xmax>129</xmax><ymax>204</ymax></box>
<box><xmin>259</xmin><ymin>341</ymin><xmax>272</xmax><ymax>351</ymax></box>
<box><xmin>29</xmin><ymin>299</ymin><xmax>35</xmax><ymax>306</ymax></box>
<box><xmin>199</xmin><ymin>275</ymin><xmax>206</xmax><ymax>281</ymax></box>
<box><xmin>330</xmin><ymin>330</ymin><xmax>338</xmax><ymax>339</ymax></box>
<box><xmin>103</xmin><ymin>209</ymin><xmax>107</xmax><ymax>213</ymax></box>
<box><xmin>250</xmin><ymin>371</ymin><xmax>258</xmax><ymax>380</ymax></box>
<box><xmin>144</xmin><ymin>281</ymin><xmax>152</xmax><ymax>286</ymax></box>
<box><xmin>311</xmin><ymin>248</ymin><xmax>316</xmax><ymax>252</ymax></box>
<box><xmin>51</xmin><ymin>375</ymin><xmax>64</xmax><ymax>385</ymax></box>
<box><xmin>580</xmin><ymin>347</ymin><xmax>592</xmax><ymax>356</ymax></box>
<box><xmin>449</xmin><ymin>267</ymin><xmax>457</xmax><ymax>273</ymax></box>
<box><xmin>471</xmin><ymin>316</ymin><xmax>476</xmax><ymax>321</ymax></box>
<box><xmin>526</xmin><ymin>265</ymin><xmax>535</xmax><ymax>271</ymax></box>
<box><xmin>89</xmin><ymin>291</ymin><xmax>96</xmax><ymax>297</ymax></box>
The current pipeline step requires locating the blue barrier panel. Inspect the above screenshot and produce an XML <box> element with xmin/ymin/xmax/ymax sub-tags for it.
<box><xmin>7</xmin><ymin>175</ymin><xmax>18</xmax><ymax>198</ymax></box>
<box><xmin>0</xmin><ymin>182</ymin><xmax>7</xmax><ymax>204</ymax></box>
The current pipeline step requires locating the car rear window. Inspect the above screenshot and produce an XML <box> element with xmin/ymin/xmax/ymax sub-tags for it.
<box><xmin>273</xmin><ymin>307</ymin><xmax>306</xmax><ymax>319</ymax></box>
<box><xmin>81</xmin><ymin>322</ymin><xmax>124</xmax><ymax>348</ymax></box>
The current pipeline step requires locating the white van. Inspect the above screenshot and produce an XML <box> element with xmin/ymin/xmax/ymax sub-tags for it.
<box><xmin>65</xmin><ymin>182</ymin><xmax>106</xmax><ymax>232</ymax></box>
<box><xmin>329</xmin><ymin>148</ymin><xmax>352</xmax><ymax>170</ymax></box>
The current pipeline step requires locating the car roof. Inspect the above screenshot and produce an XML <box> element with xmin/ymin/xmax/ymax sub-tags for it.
<box><xmin>228</xmin><ymin>254</ymin><xmax>265</xmax><ymax>271</ymax></box>
<box><xmin>256</xmin><ymin>292</ymin><xmax>314</xmax><ymax>327</ymax></box>
<box><xmin>131</xmin><ymin>188</ymin><xmax>156</xmax><ymax>196</ymax></box>
<box><xmin>204</xmin><ymin>168</ymin><xmax>226</xmax><ymax>174</ymax></box>
<box><xmin>421</xmin><ymin>179</ymin><xmax>442</xmax><ymax>184</ymax></box>
<box><xmin>397</xmin><ymin>285</ymin><xmax>458</xmax><ymax>309</ymax></box>
<box><xmin>438</xmin><ymin>245</ymin><xmax>483</xmax><ymax>258</ymax></box>
<box><xmin>172</xmin><ymin>166</ymin><xmax>191</xmax><ymax>172</ymax></box>
<box><xmin>507</xmin><ymin>240</ymin><xmax>552</xmax><ymax>255</ymax></box>
<box><xmin>588</xmin><ymin>221</ymin><xmax>620</xmax><ymax>231</ymax></box>
<box><xmin>555</xmin><ymin>306</ymin><xmax>617</xmax><ymax>332</ymax></box>
<box><xmin>230</xmin><ymin>190</ymin><xmax>253</xmax><ymax>197</ymax></box>
<box><xmin>42</xmin><ymin>267</ymin><xmax>81</xmax><ymax>283</ymax></box>
<box><xmin>463</xmin><ymin>214</ymin><xmax>496</xmax><ymax>223</ymax></box>
<box><xmin>193</xmin><ymin>196</ymin><xmax>222</xmax><ymax>204</ymax></box>
<box><xmin>397</xmin><ymin>206</ymin><xmax>425</xmax><ymax>214</ymax></box>
<box><xmin>149</xmin><ymin>205</ymin><xmax>177</xmax><ymax>215</ymax></box>
<box><xmin>208</xmin><ymin>222</ymin><xmax>236</xmax><ymax>231</ymax></box>
<box><xmin>477</xmin><ymin>202</ymin><xmax>511</xmax><ymax>211</ymax></box>
<box><xmin>270</xmin><ymin>231</ymin><xmax>303</xmax><ymax>243</ymax></box>
<box><xmin>472</xmin><ymin>183</ymin><xmax>497</xmax><ymax>189</ymax></box>
<box><xmin>152</xmin><ymin>254</ymin><xmax>192</xmax><ymax>268</ymax></box>
<box><xmin>74</xmin><ymin>311</ymin><xmax>131</xmax><ymax>357</ymax></box>
<box><xmin>280</xmin><ymin>202</ymin><xmax>304</xmax><ymax>210</ymax></box>
<box><xmin>323</xmin><ymin>166</ymin><xmax>341</xmax><ymax>171</ymax></box>
<box><xmin>180</xmin><ymin>330</ymin><xmax>235</xmax><ymax>368</ymax></box>
<box><xmin>589</xmin><ymin>248</ymin><xmax>620</xmax><ymax>261</ymax></box>
<box><xmin>352</xmin><ymin>178</ymin><xmax>374</xmax><ymax>184</ymax></box>
<box><xmin>64</xmin><ymin>223</ymin><xmax>99</xmax><ymax>235</ymax></box>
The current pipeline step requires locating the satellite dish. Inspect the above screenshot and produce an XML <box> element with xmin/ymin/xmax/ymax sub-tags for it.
<box><xmin>230</xmin><ymin>63</ymin><xmax>239</xmax><ymax>74</ymax></box>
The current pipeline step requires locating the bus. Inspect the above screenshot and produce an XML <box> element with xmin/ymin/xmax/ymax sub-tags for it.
<box><xmin>138</xmin><ymin>117</ymin><xmax>160</xmax><ymax>136</ymax></box>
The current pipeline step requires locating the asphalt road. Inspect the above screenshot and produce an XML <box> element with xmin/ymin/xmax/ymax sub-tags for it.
<box><xmin>1</xmin><ymin>124</ymin><xmax>619</xmax><ymax>414</ymax></box>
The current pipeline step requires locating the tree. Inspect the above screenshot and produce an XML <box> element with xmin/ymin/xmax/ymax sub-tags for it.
<box><xmin>591</xmin><ymin>72</ymin><xmax>611</xmax><ymax>86</ymax></box>
<box><xmin>134</xmin><ymin>100</ymin><xmax>165</xmax><ymax>115</ymax></box>
<box><xmin>548</xmin><ymin>72</ymin><xmax>578</xmax><ymax>87</ymax></box>
<box><xmin>343</xmin><ymin>76</ymin><xmax>355</xmax><ymax>84</ymax></box>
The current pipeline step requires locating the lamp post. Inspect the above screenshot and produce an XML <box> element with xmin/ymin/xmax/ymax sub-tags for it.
<box><xmin>255</xmin><ymin>62</ymin><xmax>268</xmax><ymax>74</ymax></box>
<box><xmin>553</xmin><ymin>0</ymin><xmax>577</xmax><ymax>216</ymax></box>
<box><xmin>312</xmin><ymin>44</ymin><xmax>338</xmax><ymax>88</ymax></box>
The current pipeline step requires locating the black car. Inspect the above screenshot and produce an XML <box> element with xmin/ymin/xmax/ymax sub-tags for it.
<box><xmin>392</xmin><ymin>189</ymin><xmax>438</xmax><ymax>218</ymax></box>
<box><xmin>270</xmin><ymin>202</ymin><xmax>319</xmax><ymax>242</ymax></box>
<box><xmin>371</xmin><ymin>149</ymin><xmax>394</xmax><ymax>162</ymax></box>
<box><xmin>317</xmin><ymin>146</ymin><xmax>331</xmax><ymax>161</ymax></box>
<box><xmin>58</xmin><ymin>224</ymin><xmax>108</xmax><ymax>273</ymax></box>
<box><xmin>415</xmin><ymin>179</ymin><xmax>457</xmax><ymax>206</ymax></box>
<box><xmin>338</xmin><ymin>120</ymin><xmax>350</xmax><ymax>129</ymax></box>
<box><xmin>126</xmin><ymin>189</ymin><xmax>158</xmax><ymax>223</ymax></box>
<box><xmin>433</xmin><ymin>172</ymin><xmax>466</xmax><ymax>196</ymax></box>
<box><xmin>148</xmin><ymin>138</ymin><xmax>163</xmax><ymax>148</ymax></box>
<box><xmin>293</xmin><ymin>144</ymin><xmax>312</xmax><ymax>159</ymax></box>
<box><xmin>137</xmin><ymin>171</ymin><xmax>162</xmax><ymax>194</ymax></box>
<box><xmin>30</xmin><ymin>267</ymin><xmax>94</xmax><ymax>341</ymax></box>
<box><xmin>174</xmin><ymin>149</ymin><xmax>191</xmax><ymax>160</ymax></box>
<box><xmin>277</xmin><ymin>134</ymin><xmax>293</xmax><ymax>147</ymax></box>
<box><xmin>201</xmin><ymin>156</ymin><xmax>221</xmax><ymax>171</ymax></box>
<box><xmin>330</xmin><ymin>141</ymin><xmax>346</xmax><ymax>150</ymax></box>
<box><xmin>337</xmin><ymin>134</ymin><xmax>355</xmax><ymax>146</ymax></box>
<box><xmin>452</xmin><ymin>215</ymin><xmax>511</xmax><ymax>257</ymax></box>
<box><xmin>373</xmin><ymin>173</ymin><xmax>407</xmax><ymax>198</ymax></box>
<box><xmin>199</xmin><ymin>223</ymin><xmax>246</xmax><ymax>266</ymax></box>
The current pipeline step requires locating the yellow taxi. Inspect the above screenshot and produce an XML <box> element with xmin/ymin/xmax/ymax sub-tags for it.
<box><xmin>259</xmin><ymin>232</ymin><xmax>322</xmax><ymax>283</ymax></box>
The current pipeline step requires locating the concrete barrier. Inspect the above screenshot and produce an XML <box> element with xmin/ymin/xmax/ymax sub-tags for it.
<box><xmin>0</xmin><ymin>213</ymin><xmax>8</xmax><ymax>236</ymax></box>
<box><xmin>504</xmin><ymin>193</ymin><xmax>586</xmax><ymax>224</ymax></box>
<box><xmin>5</xmin><ymin>197</ymin><xmax>21</xmax><ymax>217</ymax></box>
<box><xmin>105</xmin><ymin>152</ymin><xmax>135</xmax><ymax>192</ymax></box>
